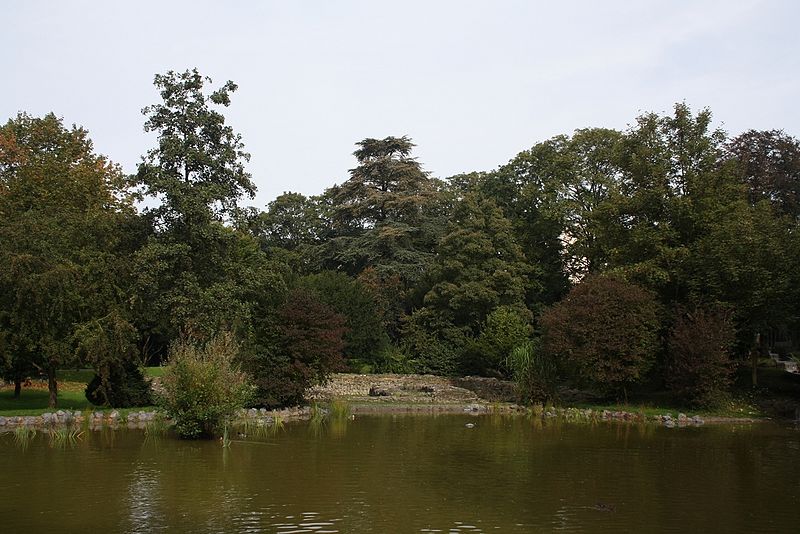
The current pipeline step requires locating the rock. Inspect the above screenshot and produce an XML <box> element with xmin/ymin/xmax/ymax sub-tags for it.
<box><xmin>678</xmin><ymin>413</ymin><xmax>688</xmax><ymax>422</ymax></box>
<box><xmin>465</xmin><ymin>423</ymin><xmax>475</xmax><ymax>428</ymax></box>
<box><xmin>0</xmin><ymin>416</ymin><xmax>6</xmax><ymax>426</ymax></box>
<box><xmin>692</xmin><ymin>415</ymin><xmax>704</xmax><ymax>425</ymax></box>
<box><xmin>108</xmin><ymin>410</ymin><xmax>120</xmax><ymax>420</ymax></box>
<box><xmin>664</xmin><ymin>419</ymin><xmax>675</xmax><ymax>428</ymax></box>
<box><xmin>369</xmin><ymin>386</ymin><xmax>391</xmax><ymax>397</ymax></box>
<box><xmin>248</xmin><ymin>408</ymin><xmax>258</xmax><ymax>418</ymax></box>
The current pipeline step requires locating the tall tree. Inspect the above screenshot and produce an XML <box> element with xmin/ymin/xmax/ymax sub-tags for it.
<box><xmin>132</xmin><ymin>69</ymin><xmax>284</xmax><ymax>350</ymax></box>
<box><xmin>0</xmin><ymin>113</ymin><xmax>136</xmax><ymax>407</ymax></box>
<box><xmin>726</xmin><ymin>129</ymin><xmax>800</xmax><ymax>219</ymax></box>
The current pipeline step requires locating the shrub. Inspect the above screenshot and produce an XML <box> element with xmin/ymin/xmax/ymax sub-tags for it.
<box><xmin>468</xmin><ymin>305</ymin><xmax>532</xmax><ymax>377</ymax></box>
<box><xmin>666</xmin><ymin>306</ymin><xmax>736</xmax><ymax>408</ymax></box>
<box><xmin>249</xmin><ymin>289</ymin><xmax>347</xmax><ymax>408</ymax></box>
<box><xmin>540</xmin><ymin>274</ymin><xmax>661</xmax><ymax>399</ymax></box>
<box><xmin>158</xmin><ymin>332</ymin><xmax>252</xmax><ymax>439</ymax></box>
<box><xmin>506</xmin><ymin>339</ymin><xmax>558</xmax><ymax>404</ymax></box>
<box><xmin>401</xmin><ymin>308</ymin><xmax>468</xmax><ymax>375</ymax></box>
<box><xmin>300</xmin><ymin>271</ymin><xmax>389</xmax><ymax>369</ymax></box>
<box><xmin>85</xmin><ymin>360</ymin><xmax>152</xmax><ymax>408</ymax></box>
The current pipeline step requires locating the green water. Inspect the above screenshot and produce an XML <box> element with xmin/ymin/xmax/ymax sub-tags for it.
<box><xmin>1</xmin><ymin>415</ymin><xmax>798</xmax><ymax>533</ymax></box>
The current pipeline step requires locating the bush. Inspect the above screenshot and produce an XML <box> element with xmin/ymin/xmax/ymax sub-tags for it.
<box><xmin>249</xmin><ymin>289</ymin><xmax>347</xmax><ymax>408</ymax></box>
<box><xmin>158</xmin><ymin>333</ymin><xmax>252</xmax><ymax>439</ymax></box>
<box><xmin>506</xmin><ymin>340</ymin><xmax>558</xmax><ymax>404</ymax></box>
<box><xmin>300</xmin><ymin>271</ymin><xmax>390</xmax><ymax>369</ymax></box>
<box><xmin>85</xmin><ymin>360</ymin><xmax>152</xmax><ymax>408</ymax></box>
<box><xmin>540</xmin><ymin>274</ymin><xmax>661</xmax><ymax>399</ymax></box>
<box><xmin>401</xmin><ymin>308</ymin><xmax>468</xmax><ymax>375</ymax></box>
<box><xmin>468</xmin><ymin>306</ymin><xmax>532</xmax><ymax>377</ymax></box>
<box><xmin>666</xmin><ymin>306</ymin><xmax>736</xmax><ymax>408</ymax></box>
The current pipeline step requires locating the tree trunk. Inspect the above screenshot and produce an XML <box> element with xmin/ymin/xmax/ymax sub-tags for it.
<box><xmin>751</xmin><ymin>350</ymin><xmax>758</xmax><ymax>387</ymax></box>
<box><xmin>47</xmin><ymin>367</ymin><xmax>58</xmax><ymax>408</ymax></box>
<box><xmin>13</xmin><ymin>377</ymin><xmax>21</xmax><ymax>398</ymax></box>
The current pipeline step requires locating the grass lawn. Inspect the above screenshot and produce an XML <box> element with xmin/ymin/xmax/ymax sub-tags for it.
<box><xmin>0</xmin><ymin>387</ymin><xmax>93</xmax><ymax>416</ymax></box>
<box><xmin>1</xmin><ymin>368</ymin><xmax>163</xmax><ymax>417</ymax></box>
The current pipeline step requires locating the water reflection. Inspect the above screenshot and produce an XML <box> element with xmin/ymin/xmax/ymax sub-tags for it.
<box><xmin>126</xmin><ymin>465</ymin><xmax>164</xmax><ymax>533</ymax></box>
<box><xmin>1</xmin><ymin>416</ymin><xmax>799</xmax><ymax>533</ymax></box>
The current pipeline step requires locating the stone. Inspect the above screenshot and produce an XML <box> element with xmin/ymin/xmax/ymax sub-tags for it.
<box><xmin>0</xmin><ymin>416</ymin><xmax>6</xmax><ymax>426</ymax></box>
<box><xmin>664</xmin><ymin>419</ymin><xmax>676</xmax><ymax>428</ymax></box>
<box><xmin>248</xmin><ymin>408</ymin><xmax>258</xmax><ymax>418</ymax></box>
<box><xmin>108</xmin><ymin>410</ymin><xmax>120</xmax><ymax>420</ymax></box>
<box><xmin>369</xmin><ymin>386</ymin><xmax>391</xmax><ymax>397</ymax></box>
<box><xmin>692</xmin><ymin>415</ymin><xmax>704</xmax><ymax>425</ymax></box>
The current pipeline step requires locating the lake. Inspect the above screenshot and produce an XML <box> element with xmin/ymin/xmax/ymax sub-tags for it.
<box><xmin>1</xmin><ymin>414</ymin><xmax>798</xmax><ymax>532</ymax></box>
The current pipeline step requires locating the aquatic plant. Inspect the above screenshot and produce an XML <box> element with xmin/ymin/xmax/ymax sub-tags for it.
<box><xmin>329</xmin><ymin>399</ymin><xmax>351</xmax><ymax>419</ymax></box>
<box><xmin>14</xmin><ymin>426</ymin><xmax>36</xmax><ymax>450</ymax></box>
<box><xmin>48</xmin><ymin>426</ymin><xmax>83</xmax><ymax>448</ymax></box>
<box><xmin>221</xmin><ymin>425</ymin><xmax>232</xmax><ymax>448</ymax></box>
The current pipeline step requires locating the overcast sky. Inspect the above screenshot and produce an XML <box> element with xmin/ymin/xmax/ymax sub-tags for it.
<box><xmin>3</xmin><ymin>0</ymin><xmax>798</xmax><ymax>206</ymax></box>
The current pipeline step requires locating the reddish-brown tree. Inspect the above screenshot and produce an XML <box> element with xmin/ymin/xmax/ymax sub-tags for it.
<box><xmin>540</xmin><ymin>275</ymin><xmax>661</xmax><ymax>398</ymax></box>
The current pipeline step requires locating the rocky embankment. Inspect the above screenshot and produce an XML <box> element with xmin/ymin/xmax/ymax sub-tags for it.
<box><xmin>0</xmin><ymin>374</ymin><xmax>761</xmax><ymax>430</ymax></box>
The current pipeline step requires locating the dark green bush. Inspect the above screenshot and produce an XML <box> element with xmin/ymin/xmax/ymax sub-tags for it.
<box><xmin>85</xmin><ymin>361</ymin><xmax>152</xmax><ymax>408</ymax></box>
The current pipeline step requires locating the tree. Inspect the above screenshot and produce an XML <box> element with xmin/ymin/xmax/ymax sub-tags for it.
<box><xmin>131</xmin><ymin>69</ymin><xmax>284</xmax><ymax>349</ymax></box>
<box><xmin>0</xmin><ymin>113</ymin><xmax>136</xmax><ymax>407</ymax></box>
<box><xmin>318</xmin><ymin>136</ymin><xmax>445</xmax><ymax>291</ymax></box>
<box><xmin>540</xmin><ymin>275</ymin><xmax>661</xmax><ymax>398</ymax></box>
<box><xmin>727</xmin><ymin>129</ymin><xmax>800</xmax><ymax>219</ymax></box>
<box><xmin>422</xmin><ymin>193</ymin><xmax>537</xmax><ymax>332</ymax></box>
<box><xmin>299</xmin><ymin>271</ymin><xmax>389</xmax><ymax>370</ymax></box>
<box><xmin>137</xmin><ymin>68</ymin><xmax>254</xmax><ymax>230</ymax></box>
<box><xmin>667</xmin><ymin>306</ymin><xmax>736</xmax><ymax>408</ymax></box>
<box><xmin>488</xmin><ymin>128</ymin><xmax>623</xmax><ymax>284</ymax></box>
<box><xmin>250</xmin><ymin>289</ymin><xmax>347</xmax><ymax>408</ymax></box>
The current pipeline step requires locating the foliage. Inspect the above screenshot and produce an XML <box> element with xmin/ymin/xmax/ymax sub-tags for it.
<box><xmin>0</xmin><ymin>112</ymin><xmax>136</xmax><ymax>407</ymax></box>
<box><xmin>667</xmin><ymin>306</ymin><xmax>737</xmax><ymax>408</ymax></box>
<box><xmin>401</xmin><ymin>308</ymin><xmax>468</xmax><ymax>375</ymax></box>
<box><xmin>462</xmin><ymin>306</ymin><xmax>532</xmax><ymax>377</ymax></box>
<box><xmin>299</xmin><ymin>271</ymin><xmax>389</xmax><ymax>368</ymax></box>
<box><xmin>506</xmin><ymin>340</ymin><xmax>558</xmax><ymax>404</ymax></box>
<box><xmin>131</xmin><ymin>69</ymin><xmax>285</xmax><ymax>349</ymax></box>
<box><xmin>540</xmin><ymin>275</ymin><xmax>661</xmax><ymax>398</ymax></box>
<box><xmin>75</xmin><ymin>310</ymin><xmax>151</xmax><ymax>407</ymax></box>
<box><xmin>85</xmin><ymin>361</ymin><xmax>151</xmax><ymax>408</ymax></box>
<box><xmin>157</xmin><ymin>333</ymin><xmax>252</xmax><ymax>439</ymax></box>
<box><xmin>248</xmin><ymin>289</ymin><xmax>347</xmax><ymax>408</ymax></box>
<box><xmin>422</xmin><ymin>194</ymin><xmax>537</xmax><ymax>331</ymax></box>
<box><xmin>726</xmin><ymin>129</ymin><xmax>800</xmax><ymax>218</ymax></box>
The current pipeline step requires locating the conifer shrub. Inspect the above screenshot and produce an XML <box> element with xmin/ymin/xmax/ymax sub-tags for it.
<box><xmin>85</xmin><ymin>360</ymin><xmax>152</xmax><ymax>408</ymax></box>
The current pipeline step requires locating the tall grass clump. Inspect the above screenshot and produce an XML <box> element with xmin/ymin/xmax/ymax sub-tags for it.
<box><xmin>14</xmin><ymin>426</ymin><xmax>36</xmax><ymax>450</ymax></box>
<box><xmin>157</xmin><ymin>332</ymin><xmax>253</xmax><ymax>439</ymax></box>
<box><xmin>507</xmin><ymin>340</ymin><xmax>558</xmax><ymax>404</ymax></box>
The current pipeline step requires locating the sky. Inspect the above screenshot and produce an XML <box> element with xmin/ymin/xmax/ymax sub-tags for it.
<box><xmin>2</xmin><ymin>0</ymin><xmax>799</xmax><ymax>207</ymax></box>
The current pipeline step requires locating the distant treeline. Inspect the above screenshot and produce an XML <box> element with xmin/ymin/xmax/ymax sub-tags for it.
<box><xmin>2</xmin><ymin>69</ymin><xmax>798</xmax><ymax>409</ymax></box>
